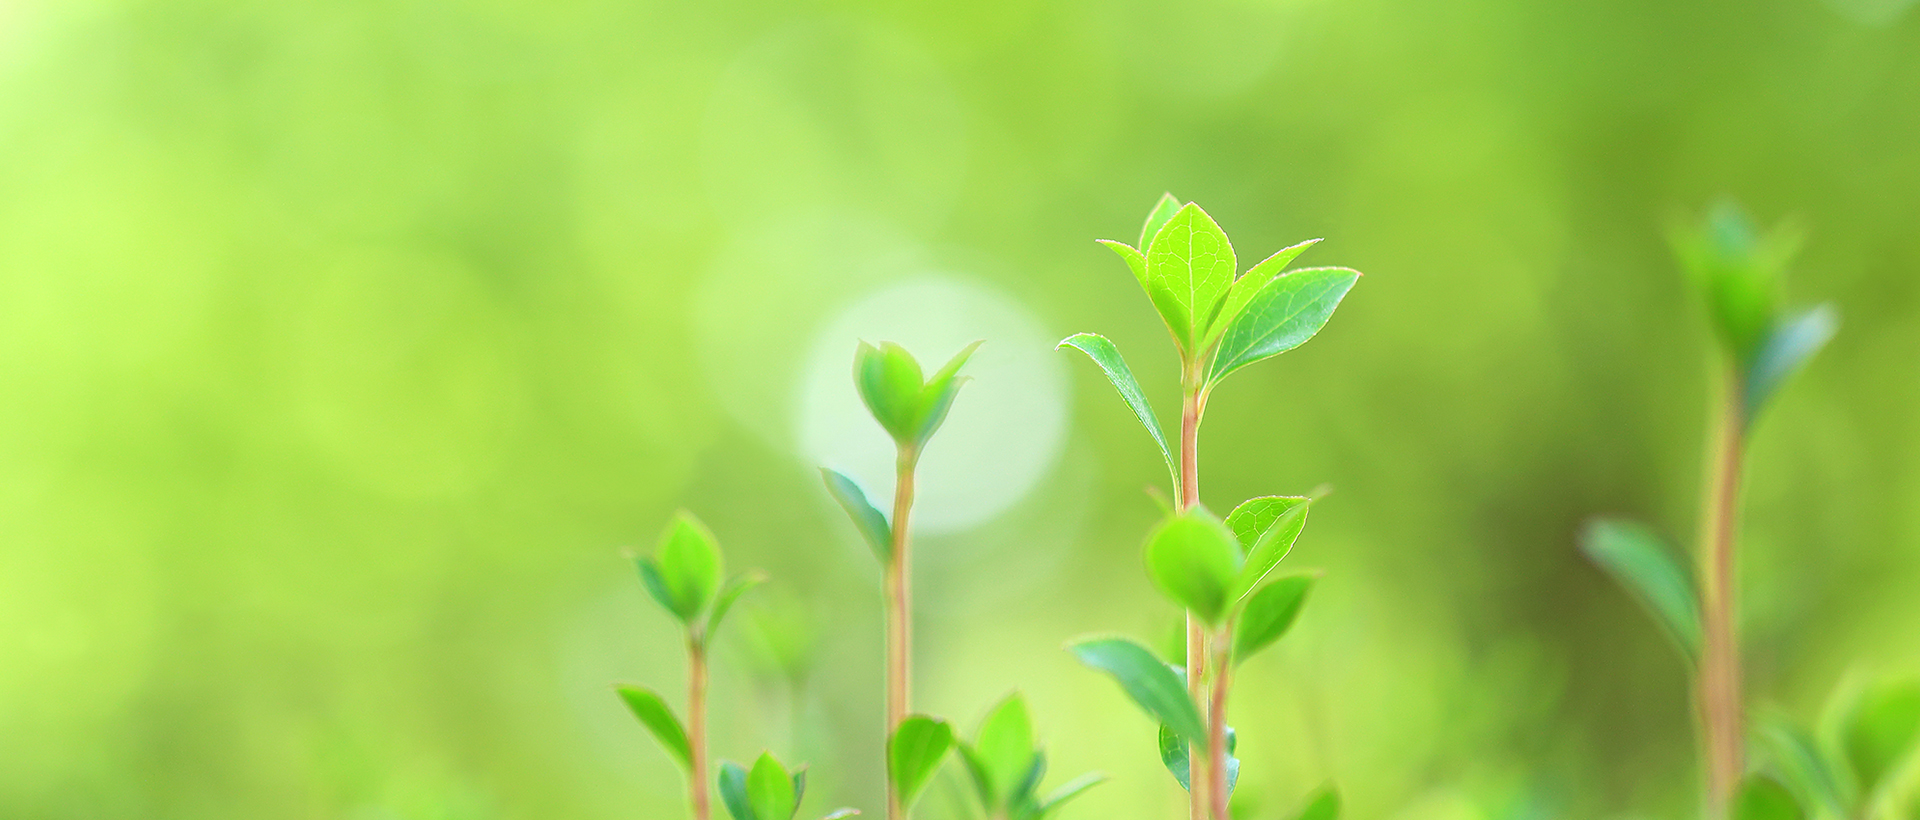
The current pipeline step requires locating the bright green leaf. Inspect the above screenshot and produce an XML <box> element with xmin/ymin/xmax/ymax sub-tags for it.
<box><xmin>1067</xmin><ymin>637</ymin><xmax>1205</xmax><ymax>743</ymax></box>
<box><xmin>1098</xmin><ymin>240</ymin><xmax>1148</xmax><ymax>290</ymax></box>
<box><xmin>912</xmin><ymin>340</ymin><xmax>983</xmax><ymax>445</ymax></box>
<box><xmin>1579</xmin><ymin>518</ymin><xmax>1702</xmax><ymax>660</ymax></box>
<box><xmin>1205</xmin><ymin>238</ymin><xmax>1322</xmax><ymax>348</ymax></box>
<box><xmin>1673</xmin><ymin>202</ymin><xmax>1792</xmax><ymax>363</ymax></box>
<box><xmin>821</xmin><ymin>468</ymin><xmax>892</xmax><ymax>563</ymax></box>
<box><xmin>1057</xmin><ymin>332</ymin><xmax>1177</xmax><ymax>491</ymax></box>
<box><xmin>855</xmin><ymin>341</ymin><xmax>926</xmax><ymax>443</ymax></box>
<box><xmin>1844</xmin><ymin>681</ymin><xmax>1920</xmax><ymax>796</ymax></box>
<box><xmin>1294</xmin><ymin>784</ymin><xmax>1341</xmax><ymax>820</ymax></box>
<box><xmin>889</xmin><ymin>714</ymin><xmax>953</xmax><ymax>811</ymax></box>
<box><xmin>1732</xmin><ymin>774</ymin><xmax>1804</xmax><ymax>820</ymax></box>
<box><xmin>615</xmin><ymin>685</ymin><xmax>691</xmax><ymax>771</ymax></box>
<box><xmin>707</xmin><ymin>571</ymin><xmax>765</xmax><ymax>638</ymax></box>
<box><xmin>1139</xmin><ymin>192</ymin><xmax>1183</xmax><ymax>251</ymax></box>
<box><xmin>1157</xmin><ymin>723</ymin><xmax>1237</xmax><ymax>793</ymax></box>
<box><xmin>1744</xmin><ymin>304</ymin><xmax>1837</xmax><ymax>420</ymax></box>
<box><xmin>1207</xmin><ymin>267</ymin><xmax>1360</xmax><ymax>385</ymax></box>
<box><xmin>651</xmin><ymin>512</ymin><xmax>724</xmax><ymax>623</ymax></box>
<box><xmin>969</xmin><ymin>694</ymin><xmax>1037</xmax><ymax>808</ymax></box>
<box><xmin>1234</xmin><ymin>575</ymin><xmax>1315</xmax><ymax>662</ymax></box>
<box><xmin>1145</xmin><ymin>203</ymin><xmax>1237</xmax><ymax>352</ymax></box>
<box><xmin>1226</xmin><ymin>495</ymin><xmax>1312</xmax><ymax>601</ymax></box>
<box><xmin>719</xmin><ymin>761</ymin><xmax>756</xmax><ymax>820</ymax></box>
<box><xmin>1145</xmin><ymin>509</ymin><xmax>1243</xmax><ymax>625</ymax></box>
<box><xmin>748</xmin><ymin>752</ymin><xmax>797</xmax><ymax>820</ymax></box>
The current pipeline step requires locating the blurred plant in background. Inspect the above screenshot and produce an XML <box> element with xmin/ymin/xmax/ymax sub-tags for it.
<box><xmin>2</xmin><ymin>1</ymin><xmax>1918</xmax><ymax>819</ymax></box>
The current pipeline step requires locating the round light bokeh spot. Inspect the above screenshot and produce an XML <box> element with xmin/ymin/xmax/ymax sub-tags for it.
<box><xmin>798</xmin><ymin>277</ymin><xmax>1067</xmax><ymax>535</ymax></box>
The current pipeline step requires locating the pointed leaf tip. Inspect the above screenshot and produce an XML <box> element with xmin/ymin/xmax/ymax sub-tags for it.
<box><xmin>1057</xmin><ymin>332</ymin><xmax>1178</xmax><ymax>491</ymax></box>
<box><xmin>821</xmin><ymin>468</ymin><xmax>892</xmax><ymax>564</ymax></box>
<box><xmin>1067</xmin><ymin>637</ymin><xmax>1204</xmax><ymax>743</ymax></box>
<box><xmin>889</xmin><ymin>715</ymin><xmax>953</xmax><ymax>811</ymax></box>
<box><xmin>616</xmin><ymin>685</ymin><xmax>692</xmax><ymax>770</ymax></box>
<box><xmin>1579</xmin><ymin>518</ymin><xmax>1701</xmax><ymax>660</ymax></box>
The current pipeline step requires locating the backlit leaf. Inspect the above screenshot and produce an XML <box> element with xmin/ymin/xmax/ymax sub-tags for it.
<box><xmin>1226</xmin><ymin>495</ymin><xmax>1312</xmax><ymax>601</ymax></box>
<box><xmin>651</xmin><ymin>512</ymin><xmax>724</xmax><ymax>623</ymax></box>
<box><xmin>749</xmin><ymin>752</ymin><xmax>797</xmax><ymax>820</ymax></box>
<box><xmin>967</xmin><ymin>694</ymin><xmax>1036</xmax><ymax>808</ymax></box>
<box><xmin>1057</xmin><ymin>333</ymin><xmax>1177</xmax><ymax>490</ymax></box>
<box><xmin>1234</xmin><ymin>574</ymin><xmax>1315</xmax><ymax>662</ymax></box>
<box><xmin>1145</xmin><ymin>203</ymin><xmax>1237</xmax><ymax>352</ymax></box>
<box><xmin>615</xmin><ymin>685</ymin><xmax>690</xmax><ymax>771</ymax></box>
<box><xmin>1205</xmin><ymin>238</ymin><xmax>1323</xmax><ymax>348</ymax></box>
<box><xmin>889</xmin><ymin>715</ymin><xmax>954</xmax><ymax>811</ymax></box>
<box><xmin>1207</xmin><ymin>267</ymin><xmax>1359</xmax><ymax>385</ymax></box>
<box><xmin>855</xmin><ymin>341</ymin><xmax>925</xmax><ymax>443</ymax></box>
<box><xmin>1067</xmin><ymin>637</ymin><xmax>1205</xmax><ymax>743</ymax></box>
<box><xmin>1139</xmin><ymin>192</ymin><xmax>1183</xmax><ymax>251</ymax></box>
<box><xmin>1098</xmin><ymin>239</ymin><xmax>1148</xmax><ymax>290</ymax></box>
<box><xmin>1145</xmin><ymin>508</ymin><xmax>1242</xmax><ymax>624</ymax></box>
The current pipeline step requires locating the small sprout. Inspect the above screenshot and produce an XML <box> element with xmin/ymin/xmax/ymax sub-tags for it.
<box><xmin>717</xmin><ymin>753</ymin><xmax>821</xmax><ymax>820</ymax></box>
<box><xmin>887</xmin><ymin>714</ymin><xmax>954</xmax><ymax>812</ymax></box>
<box><xmin>853</xmin><ymin>340</ymin><xmax>983</xmax><ymax>451</ymax></box>
<box><xmin>956</xmin><ymin>694</ymin><xmax>1107</xmax><ymax>819</ymax></box>
<box><xmin>615</xmin><ymin>685</ymin><xmax>691</xmax><ymax>770</ymax></box>
<box><xmin>638</xmin><ymin>512</ymin><xmax>725</xmax><ymax>625</ymax></box>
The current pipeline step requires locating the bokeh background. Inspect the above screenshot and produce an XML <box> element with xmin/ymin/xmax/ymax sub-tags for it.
<box><xmin>3</xmin><ymin>0</ymin><xmax>1918</xmax><ymax>818</ymax></box>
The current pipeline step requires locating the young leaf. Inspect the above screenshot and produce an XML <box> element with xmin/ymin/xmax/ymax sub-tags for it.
<box><xmin>1207</xmin><ymin>267</ymin><xmax>1360</xmax><ymax>385</ymax></box>
<box><xmin>649</xmin><ymin>512</ymin><xmax>725</xmax><ymax>623</ymax></box>
<box><xmin>889</xmin><ymin>714</ymin><xmax>954</xmax><ymax>811</ymax></box>
<box><xmin>1234</xmin><ymin>575</ymin><xmax>1315</xmax><ymax>662</ymax></box>
<box><xmin>1098</xmin><ymin>240</ymin><xmax>1149</xmax><ymax>290</ymax></box>
<box><xmin>1057</xmin><ymin>333</ymin><xmax>1177</xmax><ymax>490</ymax></box>
<box><xmin>911</xmin><ymin>341</ymin><xmax>982</xmax><ymax>446</ymax></box>
<box><xmin>1731</xmin><ymin>774</ymin><xmax>1804</xmax><ymax>820</ymax></box>
<box><xmin>821</xmin><ymin>468</ymin><xmax>892</xmax><ymax>563</ymax></box>
<box><xmin>1226</xmin><ymin>495</ymin><xmax>1312</xmax><ymax>601</ymax></box>
<box><xmin>1294</xmin><ymin>784</ymin><xmax>1341</xmax><ymax>820</ymax></box>
<box><xmin>1205</xmin><ymin>238</ymin><xmax>1323</xmax><ymax>348</ymax></box>
<box><xmin>615</xmin><ymin>685</ymin><xmax>691</xmax><ymax>770</ymax></box>
<box><xmin>748</xmin><ymin>752</ymin><xmax>797</xmax><ymax>820</ymax></box>
<box><xmin>1757</xmin><ymin>717</ymin><xmax>1845</xmax><ymax>817</ymax></box>
<box><xmin>791</xmin><ymin>766</ymin><xmax>809</xmax><ymax>809</ymax></box>
<box><xmin>1579</xmin><ymin>518</ymin><xmax>1702</xmax><ymax>661</ymax></box>
<box><xmin>1743</xmin><ymin>304</ymin><xmax>1837</xmax><ymax>420</ymax></box>
<box><xmin>1843</xmin><ymin>681</ymin><xmax>1920</xmax><ymax>797</ymax></box>
<box><xmin>1033</xmin><ymin>771</ymin><xmax>1108</xmax><ymax>818</ymax></box>
<box><xmin>855</xmin><ymin>341</ymin><xmax>926</xmax><ymax>443</ymax></box>
<box><xmin>1067</xmin><ymin>637</ymin><xmax>1205</xmax><ymax>743</ymax></box>
<box><xmin>719</xmin><ymin>761</ymin><xmax>756</xmax><ymax>820</ymax></box>
<box><xmin>1139</xmin><ymin>192</ymin><xmax>1183</xmax><ymax>251</ymax></box>
<box><xmin>968</xmin><ymin>694</ymin><xmax>1037</xmax><ymax>808</ymax></box>
<box><xmin>1673</xmin><ymin>202</ymin><xmax>1789</xmax><ymax>363</ymax></box>
<box><xmin>1145</xmin><ymin>508</ymin><xmax>1243</xmax><ymax>625</ymax></box>
<box><xmin>1145</xmin><ymin>203</ymin><xmax>1237</xmax><ymax>352</ymax></box>
<box><xmin>1158</xmin><ymin>723</ymin><xmax>1237</xmax><ymax>793</ymax></box>
<box><xmin>707</xmin><ymin>571</ymin><xmax>766</xmax><ymax>638</ymax></box>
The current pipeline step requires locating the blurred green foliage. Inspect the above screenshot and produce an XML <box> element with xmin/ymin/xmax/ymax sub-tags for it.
<box><xmin>1</xmin><ymin>0</ymin><xmax>1918</xmax><ymax>819</ymax></box>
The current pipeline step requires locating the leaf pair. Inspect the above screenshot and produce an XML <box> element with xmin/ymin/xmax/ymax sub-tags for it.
<box><xmin>717</xmin><ymin>752</ymin><xmax>860</xmax><ymax>820</ymax></box>
<box><xmin>854</xmin><ymin>340</ymin><xmax>983</xmax><ymax>451</ymax></box>
<box><xmin>1671</xmin><ymin>202</ymin><xmax>1837</xmax><ymax>422</ymax></box>
<box><xmin>958</xmin><ymin>694</ymin><xmax>1107</xmax><ymax>820</ymax></box>
<box><xmin>1145</xmin><ymin>498</ymin><xmax>1315</xmax><ymax>630</ymax></box>
<box><xmin>637</xmin><ymin>512</ymin><xmax>763</xmax><ymax>639</ymax></box>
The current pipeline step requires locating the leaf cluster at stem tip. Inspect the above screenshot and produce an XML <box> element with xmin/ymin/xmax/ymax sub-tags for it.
<box><xmin>717</xmin><ymin>751</ymin><xmax>861</xmax><ymax>820</ymax></box>
<box><xmin>634</xmin><ymin>511</ymin><xmax>764</xmax><ymax>645</ymax></box>
<box><xmin>853</xmin><ymin>339</ymin><xmax>983</xmax><ymax>454</ymax></box>
<box><xmin>1063</xmin><ymin>193</ymin><xmax>1361</xmax><ymax>491</ymax></box>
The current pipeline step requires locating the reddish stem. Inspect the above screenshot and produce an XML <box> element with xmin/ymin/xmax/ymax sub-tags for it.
<box><xmin>1699</xmin><ymin>371</ymin><xmax>1746</xmax><ymax>818</ymax></box>
<box><xmin>688</xmin><ymin>639</ymin><xmax>710</xmax><ymax>820</ymax></box>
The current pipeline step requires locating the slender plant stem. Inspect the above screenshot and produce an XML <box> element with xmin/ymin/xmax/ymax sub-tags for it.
<box><xmin>886</xmin><ymin>447</ymin><xmax>919</xmax><ymax>820</ymax></box>
<box><xmin>1206</xmin><ymin>628</ymin><xmax>1233</xmax><ymax>820</ymax></box>
<box><xmin>1698</xmin><ymin>369</ymin><xmax>1747</xmax><ymax>819</ymax></box>
<box><xmin>1180</xmin><ymin>369</ymin><xmax>1208</xmax><ymax>820</ymax></box>
<box><xmin>688</xmin><ymin>638</ymin><xmax>711</xmax><ymax>820</ymax></box>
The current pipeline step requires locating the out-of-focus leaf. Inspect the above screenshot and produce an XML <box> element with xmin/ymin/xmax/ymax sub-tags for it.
<box><xmin>615</xmin><ymin>685</ymin><xmax>690</xmax><ymax>771</ymax></box>
<box><xmin>1207</xmin><ymin>267</ymin><xmax>1360</xmax><ymax>385</ymax></box>
<box><xmin>1743</xmin><ymin>304</ymin><xmax>1837</xmax><ymax>420</ymax></box>
<box><xmin>967</xmin><ymin>693</ymin><xmax>1036</xmax><ymax>808</ymax></box>
<box><xmin>1058</xmin><ymin>333</ymin><xmax>1177</xmax><ymax>490</ymax></box>
<box><xmin>819</xmin><ymin>811</ymin><xmax>860</xmax><ymax>820</ymax></box>
<box><xmin>1673</xmin><ymin>202</ymin><xmax>1792</xmax><ymax>362</ymax></box>
<box><xmin>1144</xmin><ymin>202</ymin><xmax>1237</xmax><ymax>352</ymax></box>
<box><xmin>707</xmin><ymin>571</ymin><xmax>765</xmax><ymax>638</ymax></box>
<box><xmin>719</xmin><ymin>761</ymin><xmax>755</xmax><ymax>820</ymax></box>
<box><xmin>1067</xmin><ymin>637</ymin><xmax>1204</xmax><ymax>743</ymax></box>
<box><xmin>1294</xmin><ymin>784</ymin><xmax>1341</xmax><ymax>820</ymax></box>
<box><xmin>1033</xmin><ymin>771</ymin><xmax>1108</xmax><ymax>818</ymax></box>
<box><xmin>1757</xmin><ymin>716</ymin><xmax>1846</xmax><ymax>817</ymax></box>
<box><xmin>748</xmin><ymin>752</ymin><xmax>797</xmax><ymax>820</ymax></box>
<box><xmin>1139</xmin><ymin>192</ymin><xmax>1183</xmax><ymax>251</ymax></box>
<box><xmin>1844</xmin><ymin>681</ymin><xmax>1920</xmax><ymax>796</ymax></box>
<box><xmin>1205</xmin><ymin>238</ymin><xmax>1323</xmax><ymax>348</ymax></box>
<box><xmin>1157</xmin><ymin>723</ymin><xmax>1237</xmax><ymax>793</ymax></box>
<box><xmin>855</xmin><ymin>341</ymin><xmax>926</xmax><ymax>443</ymax></box>
<box><xmin>1579</xmin><ymin>518</ymin><xmax>1701</xmax><ymax>661</ymax></box>
<box><xmin>1732</xmin><ymin>774</ymin><xmax>1804</xmax><ymax>820</ymax></box>
<box><xmin>1234</xmin><ymin>575</ymin><xmax>1315</xmax><ymax>662</ymax></box>
<box><xmin>650</xmin><ymin>512</ymin><xmax>724</xmax><ymax>623</ymax></box>
<box><xmin>912</xmin><ymin>340</ymin><xmax>983</xmax><ymax>445</ymax></box>
<box><xmin>1226</xmin><ymin>495</ymin><xmax>1312</xmax><ymax>601</ymax></box>
<box><xmin>821</xmin><ymin>468</ymin><xmax>892</xmax><ymax>563</ymax></box>
<box><xmin>1145</xmin><ymin>508</ymin><xmax>1242</xmax><ymax>624</ymax></box>
<box><xmin>889</xmin><ymin>714</ymin><xmax>953</xmax><ymax>811</ymax></box>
